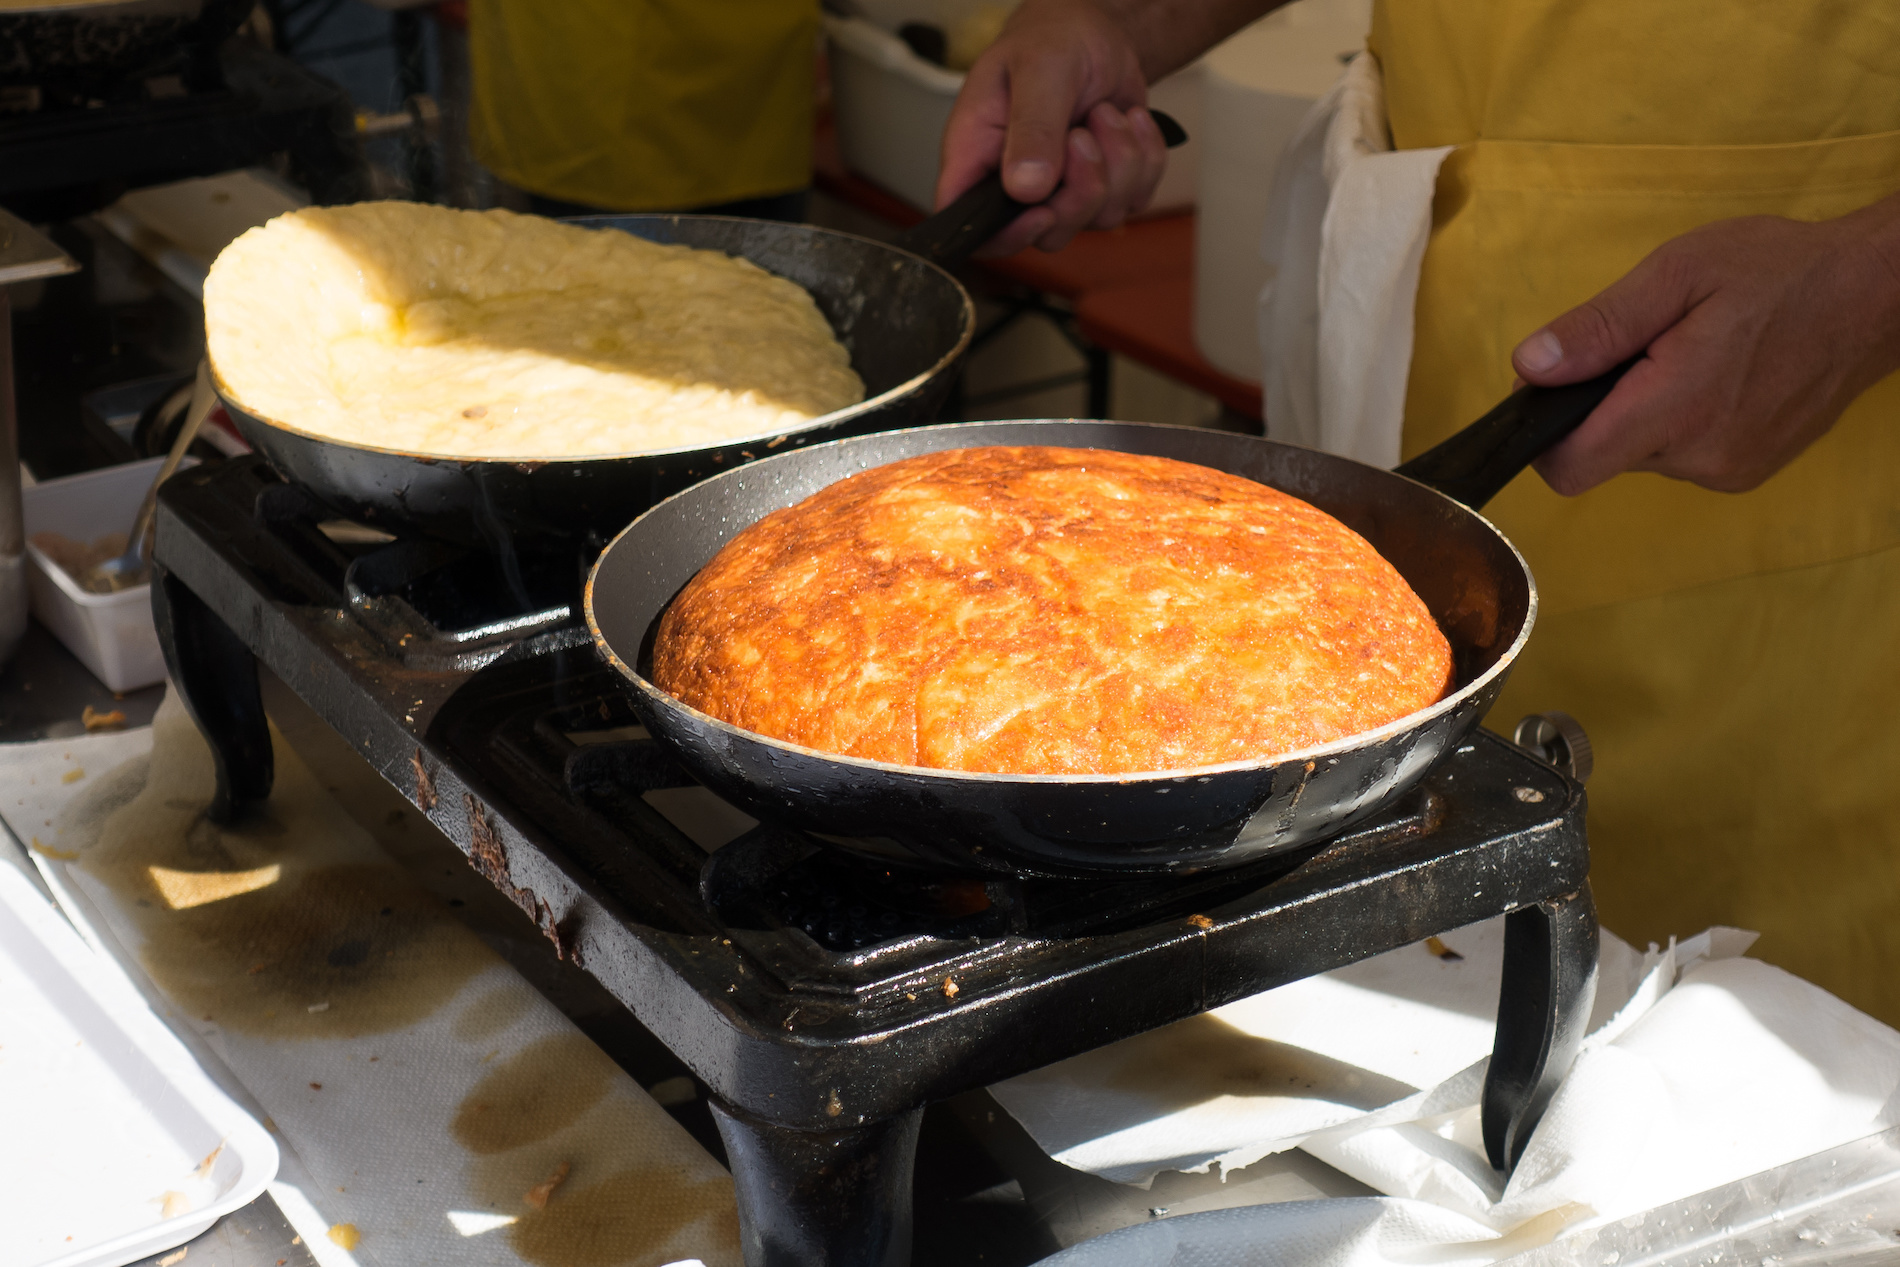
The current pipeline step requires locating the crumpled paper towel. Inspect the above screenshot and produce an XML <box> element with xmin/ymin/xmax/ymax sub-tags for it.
<box><xmin>989</xmin><ymin>917</ymin><xmax>1646</xmax><ymax>1186</ymax></box>
<box><xmin>1021</xmin><ymin>927</ymin><xmax>1900</xmax><ymax>1266</ymax></box>
<box><xmin>1303</xmin><ymin>929</ymin><xmax>1900</xmax><ymax>1234</ymax></box>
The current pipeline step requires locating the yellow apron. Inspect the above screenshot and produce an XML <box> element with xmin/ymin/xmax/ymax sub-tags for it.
<box><xmin>467</xmin><ymin>0</ymin><xmax>818</xmax><ymax>211</ymax></box>
<box><xmin>1370</xmin><ymin>0</ymin><xmax>1900</xmax><ymax>1022</ymax></box>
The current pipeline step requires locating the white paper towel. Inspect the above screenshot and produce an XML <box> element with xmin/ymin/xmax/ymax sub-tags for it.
<box><xmin>3</xmin><ymin>696</ymin><xmax>741</xmax><ymax>1267</ymax></box>
<box><xmin>989</xmin><ymin>918</ymin><xmax>1647</xmax><ymax>1186</ymax></box>
<box><xmin>1022</xmin><ymin>926</ymin><xmax>1900</xmax><ymax>1267</ymax></box>
<box><xmin>1258</xmin><ymin>51</ymin><xmax>1450</xmax><ymax>466</ymax></box>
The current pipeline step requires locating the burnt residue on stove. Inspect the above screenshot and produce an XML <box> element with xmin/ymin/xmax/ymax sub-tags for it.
<box><xmin>411</xmin><ymin>748</ymin><xmax>437</xmax><ymax>811</ymax></box>
<box><xmin>464</xmin><ymin>790</ymin><xmax>573</xmax><ymax>959</ymax></box>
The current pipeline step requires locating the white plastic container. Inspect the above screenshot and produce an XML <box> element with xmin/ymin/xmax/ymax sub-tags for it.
<box><xmin>0</xmin><ymin>862</ymin><xmax>277</xmax><ymax>1267</ymax></box>
<box><xmin>1192</xmin><ymin>0</ymin><xmax>1372</xmax><ymax>381</ymax></box>
<box><xmin>826</xmin><ymin>3</ymin><xmax>1201</xmax><ymax>215</ymax></box>
<box><xmin>21</xmin><ymin>458</ymin><xmax>187</xmax><ymax>693</ymax></box>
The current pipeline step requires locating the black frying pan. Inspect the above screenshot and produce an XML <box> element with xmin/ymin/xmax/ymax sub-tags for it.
<box><xmin>585</xmin><ymin>363</ymin><xmax>1633</xmax><ymax>878</ymax></box>
<box><xmin>215</xmin><ymin>217</ymin><xmax>977</xmax><ymax>547</ymax></box>
<box><xmin>215</xmin><ymin>115</ymin><xmax>1191</xmax><ymax>548</ymax></box>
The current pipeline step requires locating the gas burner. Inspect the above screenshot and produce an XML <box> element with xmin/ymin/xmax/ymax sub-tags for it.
<box><xmin>152</xmin><ymin>455</ymin><xmax>1599</xmax><ymax>1267</ymax></box>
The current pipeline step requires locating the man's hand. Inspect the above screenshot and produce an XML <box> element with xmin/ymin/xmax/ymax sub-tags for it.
<box><xmin>936</xmin><ymin>0</ymin><xmax>1274</xmax><ymax>255</ymax></box>
<box><xmin>1514</xmin><ymin>200</ymin><xmax>1900</xmax><ymax>495</ymax></box>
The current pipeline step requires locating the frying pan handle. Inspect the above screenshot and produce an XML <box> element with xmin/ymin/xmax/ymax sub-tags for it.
<box><xmin>1392</xmin><ymin>357</ymin><xmax>1640</xmax><ymax>510</ymax></box>
<box><xmin>899</xmin><ymin>109</ymin><xmax>1190</xmax><ymax>269</ymax></box>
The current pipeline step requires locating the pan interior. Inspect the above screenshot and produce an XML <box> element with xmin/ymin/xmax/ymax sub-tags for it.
<box><xmin>591</xmin><ymin>217</ymin><xmax>971</xmax><ymax>407</ymax></box>
<box><xmin>589</xmin><ymin>421</ymin><xmax>1533</xmax><ymax>780</ymax></box>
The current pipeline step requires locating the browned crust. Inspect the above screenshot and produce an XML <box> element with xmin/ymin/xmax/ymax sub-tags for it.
<box><xmin>654</xmin><ymin>446</ymin><xmax>1454</xmax><ymax>775</ymax></box>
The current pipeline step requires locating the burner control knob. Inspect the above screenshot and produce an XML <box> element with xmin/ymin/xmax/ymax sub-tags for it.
<box><xmin>1512</xmin><ymin>711</ymin><xmax>1594</xmax><ymax>785</ymax></box>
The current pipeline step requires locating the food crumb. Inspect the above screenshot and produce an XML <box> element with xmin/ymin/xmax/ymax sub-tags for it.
<box><xmin>157</xmin><ymin>1250</ymin><xmax>186</xmax><ymax>1266</ymax></box>
<box><xmin>60</xmin><ymin>768</ymin><xmax>84</xmax><ymax>784</ymax></box>
<box><xmin>941</xmin><ymin>976</ymin><xmax>959</xmax><ymax>999</ymax></box>
<box><xmin>524</xmin><ymin>1160</ymin><xmax>571</xmax><ymax>1210</ymax></box>
<box><xmin>81</xmin><ymin>705</ymin><xmax>126</xmax><ymax>731</ymax></box>
<box><xmin>307</xmin><ymin>1001</ymin><xmax>330</xmax><ymax>1013</ymax></box>
<box><xmin>326</xmin><ymin>1223</ymin><xmax>360</xmax><ymax>1249</ymax></box>
<box><xmin>1424</xmin><ymin>936</ymin><xmax>1464</xmax><ymax>961</ymax></box>
<box><xmin>159</xmin><ymin>1191</ymin><xmax>190</xmax><ymax>1218</ymax></box>
<box><xmin>1186</xmin><ymin>914</ymin><xmax>1214</xmax><ymax>930</ymax></box>
<box><xmin>30</xmin><ymin>837</ymin><xmax>80</xmax><ymax>861</ymax></box>
<box><xmin>310</xmin><ymin>1082</ymin><xmax>322</xmax><ymax>1090</ymax></box>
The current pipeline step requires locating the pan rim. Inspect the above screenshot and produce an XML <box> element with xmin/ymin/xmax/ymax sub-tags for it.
<box><xmin>207</xmin><ymin>214</ymin><xmax>977</xmax><ymax>467</ymax></box>
<box><xmin>584</xmin><ymin>418</ymin><xmax>1539</xmax><ymax>787</ymax></box>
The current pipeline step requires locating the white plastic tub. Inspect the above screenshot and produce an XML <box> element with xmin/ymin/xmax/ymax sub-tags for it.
<box><xmin>21</xmin><ymin>458</ymin><xmax>188</xmax><ymax>694</ymax></box>
<box><xmin>826</xmin><ymin>3</ymin><xmax>1200</xmax><ymax>215</ymax></box>
<box><xmin>0</xmin><ymin>862</ymin><xmax>277</xmax><ymax>1267</ymax></box>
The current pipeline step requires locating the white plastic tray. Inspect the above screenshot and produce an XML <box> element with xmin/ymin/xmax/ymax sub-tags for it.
<box><xmin>20</xmin><ymin>457</ymin><xmax>191</xmax><ymax>693</ymax></box>
<box><xmin>0</xmin><ymin>862</ymin><xmax>277</xmax><ymax>1267</ymax></box>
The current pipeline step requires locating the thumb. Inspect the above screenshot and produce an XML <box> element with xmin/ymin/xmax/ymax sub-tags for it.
<box><xmin>999</xmin><ymin>51</ymin><xmax>1087</xmax><ymax>203</ymax></box>
<box><xmin>1512</xmin><ymin>250</ymin><xmax>1698</xmax><ymax>385</ymax></box>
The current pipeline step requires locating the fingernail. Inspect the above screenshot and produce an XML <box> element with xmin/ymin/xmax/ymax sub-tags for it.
<box><xmin>1007</xmin><ymin>159</ymin><xmax>1053</xmax><ymax>198</ymax></box>
<box><xmin>1073</xmin><ymin>129</ymin><xmax>1101</xmax><ymax>163</ymax></box>
<box><xmin>1129</xmin><ymin>106</ymin><xmax>1156</xmax><ymax>135</ymax></box>
<box><xmin>1516</xmin><ymin>329</ymin><xmax>1562</xmax><ymax>374</ymax></box>
<box><xmin>1095</xmin><ymin>102</ymin><xmax>1129</xmax><ymax>129</ymax></box>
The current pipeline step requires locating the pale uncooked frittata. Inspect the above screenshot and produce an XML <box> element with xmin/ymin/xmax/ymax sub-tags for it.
<box><xmin>204</xmin><ymin>201</ymin><xmax>865</xmax><ymax>459</ymax></box>
<box><xmin>653</xmin><ymin>446</ymin><xmax>1456</xmax><ymax>775</ymax></box>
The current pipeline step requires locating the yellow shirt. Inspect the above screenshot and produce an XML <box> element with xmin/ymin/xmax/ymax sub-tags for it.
<box><xmin>1372</xmin><ymin>0</ymin><xmax>1900</xmax><ymax>1021</ymax></box>
<box><xmin>468</xmin><ymin>0</ymin><xmax>819</xmax><ymax>211</ymax></box>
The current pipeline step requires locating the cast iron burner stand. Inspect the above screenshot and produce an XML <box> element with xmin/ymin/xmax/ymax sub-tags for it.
<box><xmin>152</xmin><ymin>457</ymin><xmax>1598</xmax><ymax>1267</ymax></box>
<box><xmin>0</xmin><ymin>38</ymin><xmax>366</xmax><ymax>222</ymax></box>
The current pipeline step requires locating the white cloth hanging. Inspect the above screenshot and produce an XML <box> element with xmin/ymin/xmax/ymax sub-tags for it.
<box><xmin>1257</xmin><ymin>52</ymin><xmax>1451</xmax><ymax>467</ymax></box>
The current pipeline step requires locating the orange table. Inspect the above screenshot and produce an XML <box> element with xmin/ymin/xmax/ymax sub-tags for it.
<box><xmin>814</xmin><ymin>123</ymin><xmax>1264</xmax><ymax>423</ymax></box>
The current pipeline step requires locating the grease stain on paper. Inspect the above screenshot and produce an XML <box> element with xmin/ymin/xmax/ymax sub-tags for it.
<box><xmin>452</xmin><ymin>1032</ymin><xmax>741</xmax><ymax>1266</ymax></box>
<box><xmin>1104</xmin><ymin>1013</ymin><xmax>1414</xmax><ymax>1113</ymax></box>
<box><xmin>64</xmin><ymin>703</ymin><xmax>494</xmax><ymax>1037</ymax></box>
<box><xmin>451</xmin><ymin>1033</ymin><xmax>614</xmax><ymax>1154</ymax></box>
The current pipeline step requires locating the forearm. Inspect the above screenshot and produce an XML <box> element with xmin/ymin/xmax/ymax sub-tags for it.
<box><xmin>1837</xmin><ymin>188</ymin><xmax>1900</xmax><ymax>377</ymax></box>
<box><xmin>1067</xmin><ymin>0</ymin><xmax>1287</xmax><ymax>82</ymax></box>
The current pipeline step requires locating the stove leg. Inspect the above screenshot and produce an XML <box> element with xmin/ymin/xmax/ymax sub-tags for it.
<box><xmin>151</xmin><ymin>566</ymin><xmax>273</xmax><ymax>824</ymax></box>
<box><xmin>1482</xmin><ymin>885</ymin><xmax>1598</xmax><ymax>1173</ymax></box>
<box><xmin>709</xmin><ymin>1098</ymin><xmax>924</xmax><ymax>1267</ymax></box>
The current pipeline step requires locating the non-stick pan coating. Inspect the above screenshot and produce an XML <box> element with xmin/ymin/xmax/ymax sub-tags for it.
<box><xmin>219</xmin><ymin>215</ymin><xmax>975</xmax><ymax>546</ymax></box>
<box><xmin>587</xmin><ymin>421</ymin><xmax>1535</xmax><ymax>877</ymax></box>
